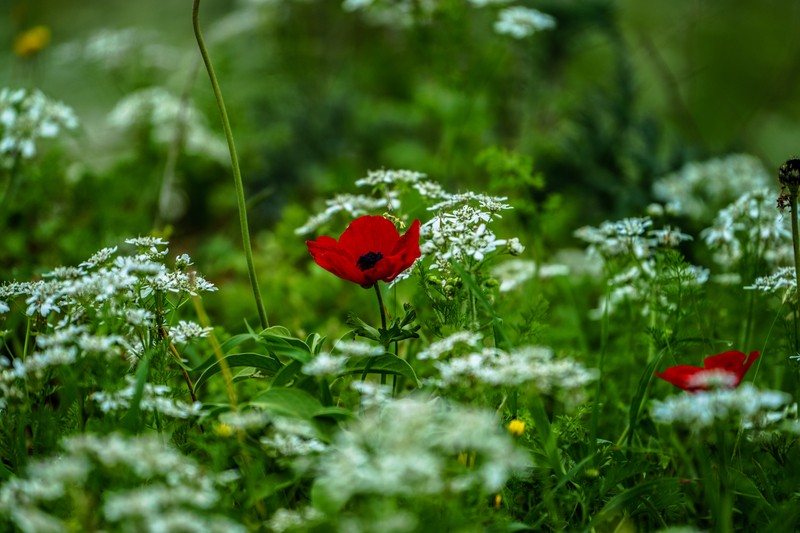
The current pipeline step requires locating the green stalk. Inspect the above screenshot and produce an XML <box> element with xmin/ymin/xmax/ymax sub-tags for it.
<box><xmin>192</xmin><ymin>0</ymin><xmax>268</xmax><ymax>330</ymax></box>
<box><xmin>790</xmin><ymin>187</ymin><xmax>800</xmax><ymax>353</ymax></box>
<box><xmin>373</xmin><ymin>284</ymin><xmax>388</xmax><ymax>331</ymax></box>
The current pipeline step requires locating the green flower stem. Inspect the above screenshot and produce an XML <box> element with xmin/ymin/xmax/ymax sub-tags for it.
<box><xmin>790</xmin><ymin>187</ymin><xmax>800</xmax><ymax>351</ymax></box>
<box><xmin>374</xmin><ymin>284</ymin><xmax>388</xmax><ymax>332</ymax></box>
<box><xmin>192</xmin><ymin>0</ymin><xmax>268</xmax><ymax>330</ymax></box>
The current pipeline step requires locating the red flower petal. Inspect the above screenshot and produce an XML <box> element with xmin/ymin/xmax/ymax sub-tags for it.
<box><xmin>339</xmin><ymin>216</ymin><xmax>401</xmax><ymax>258</ymax></box>
<box><xmin>306</xmin><ymin>216</ymin><xmax>421</xmax><ymax>288</ymax></box>
<box><xmin>656</xmin><ymin>365</ymin><xmax>706</xmax><ymax>391</ymax></box>
<box><xmin>656</xmin><ymin>350</ymin><xmax>761</xmax><ymax>392</ymax></box>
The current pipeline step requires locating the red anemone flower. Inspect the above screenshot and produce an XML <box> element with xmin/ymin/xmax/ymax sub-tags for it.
<box><xmin>656</xmin><ymin>350</ymin><xmax>760</xmax><ymax>392</ymax></box>
<box><xmin>306</xmin><ymin>215</ymin><xmax>421</xmax><ymax>288</ymax></box>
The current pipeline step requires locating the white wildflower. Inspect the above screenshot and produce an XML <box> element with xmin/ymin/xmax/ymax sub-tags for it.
<box><xmin>417</xmin><ymin>331</ymin><xmax>483</xmax><ymax>360</ymax></box>
<box><xmin>169</xmin><ymin>321</ymin><xmax>213</xmax><ymax>345</ymax></box>
<box><xmin>314</xmin><ymin>397</ymin><xmax>530</xmax><ymax>507</ymax></box>
<box><xmin>651</xmin><ymin>383</ymin><xmax>791</xmax><ymax>429</ymax></box>
<box><xmin>302</xmin><ymin>351</ymin><xmax>347</xmax><ymax>376</ymax></box>
<box><xmin>108</xmin><ymin>87</ymin><xmax>228</xmax><ymax>163</ymax></box>
<box><xmin>434</xmin><ymin>345</ymin><xmax>598</xmax><ymax>394</ymax></box>
<box><xmin>351</xmin><ymin>381</ymin><xmax>393</xmax><ymax>410</ymax></box>
<box><xmin>334</xmin><ymin>339</ymin><xmax>385</xmax><ymax>357</ymax></box>
<box><xmin>653</xmin><ymin>154</ymin><xmax>771</xmax><ymax>221</ymax></box>
<box><xmin>745</xmin><ymin>267</ymin><xmax>797</xmax><ymax>303</ymax></box>
<box><xmin>494</xmin><ymin>7</ymin><xmax>556</xmax><ymax>39</ymax></box>
<box><xmin>0</xmin><ymin>87</ymin><xmax>78</xmax><ymax>166</ymax></box>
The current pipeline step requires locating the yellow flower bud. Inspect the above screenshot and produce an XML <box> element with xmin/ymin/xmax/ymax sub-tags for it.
<box><xmin>14</xmin><ymin>26</ymin><xmax>51</xmax><ymax>58</ymax></box>
<box><xmin>507</xmin><ymin>419</ymin><xmax>526</xmax><ymax>437</ymax></box>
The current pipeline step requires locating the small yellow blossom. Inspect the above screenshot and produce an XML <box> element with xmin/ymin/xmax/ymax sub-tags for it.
<box><xmin>14</xmin><ymin>25</ymin><xmax>51</xmax><ymax>58</ymax></box>
<box><xmin>507</xmin><ymin>419</ymin><xmax>526</xmax><ymax>437</ymax></box>
<box><xmin>494</xmin><ymin>494</ymin><xmax>502</xmax><ymax>509</ymax></box>
<box><xmin>215</xmin><ymin>422</ymin><xmax>234</xmax><ymax>438</ymax></box>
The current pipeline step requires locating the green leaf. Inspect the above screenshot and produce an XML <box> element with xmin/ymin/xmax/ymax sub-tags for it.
<box><xmin>259</xmin><ymin>332</ymin><xmax>312</xmax><ymax>364</ymax></box>
<box><xmin>249</xmin><ymin>387</ymin><xmax>324</xmax><ymax>419</ymax></box>
<box><xmin>627</xmin><ymin>348</ymin><xmax>668</xmax><ymax>447</ymax></box>
<box><xmin>342</xmin><ymin>354</ymin><xmax>420</xmax><ymax>386</ymax></box>
<box><xmin>588</xmin><ymin>477</ymin><xmax>682</xmax><ymax>529</ymax></box>
<box><xmin>218</xmin><ymin>333</ymin><xmax>258</xmax><ymax>354</ymax></box>
<box><xmin>271</xmin><ymin>359</ymin><xmax>302</xmax><ymax>388</ymax></box>
<box><xmin>314</xmin><ymin>406</ymin><xmax>354</xmax><ymax>420</ymax></box>
<box><xmin>121</xmin><ymin>352</ymin><xmax>150</xmax><ymax>433</ymax></box>
<box><xmin>306</xmin><ymin>333</ymin><xmax>326</xmax><ymax>356</ymax></box>
<box><xmin>345</xmin><ymin>313</ymin><xmax>381</xmax><ymax>341</ymax></box>
<box><xmin>311</xmin><ymin>477</ymin><xmax>350</xmax><ymax>515</ymax></box>
<box><xmin>194</xmin><ymin>352</ymin><xmax>283</xmax><ymax>389</ymax></box>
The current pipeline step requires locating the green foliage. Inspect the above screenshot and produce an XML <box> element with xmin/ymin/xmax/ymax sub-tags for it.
<box><xmin>3</xmin><ymin>1</ymin><xmax>800</xmax><ymax>531</ymax></box>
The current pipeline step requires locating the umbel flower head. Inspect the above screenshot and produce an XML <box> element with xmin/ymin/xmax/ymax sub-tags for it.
<box><xmin>306</xmin><ymin>215</ymin><xmax>420</xmax><ymax>288</ymax></box>
<box><xmin>656</xmin><ymin>350</ymin><xmax>760</xmax><ymax>393</ymax></box>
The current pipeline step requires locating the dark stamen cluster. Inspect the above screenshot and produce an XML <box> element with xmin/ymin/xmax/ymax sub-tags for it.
<box><xmin>779</xmin><ymin>157</ymin><xmax>800</xmax><ymax>188</ymax></box>
<box><xmin>356</xmin><ymin>251</ymin><xmax>383</xmax><ymax>271</ymax></box>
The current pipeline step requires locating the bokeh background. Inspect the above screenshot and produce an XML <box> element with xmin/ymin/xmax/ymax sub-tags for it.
<box><xmin>3</xmin><ymin>0</ymin><xmax>800</xmax><ymax>332</ymax></box>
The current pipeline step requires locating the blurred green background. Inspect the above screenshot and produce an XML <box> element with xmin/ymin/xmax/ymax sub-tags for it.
<box><xmin>3</xmin><ymin>0</ymin><xmax>800</xmax><ymax>331</ymax></box>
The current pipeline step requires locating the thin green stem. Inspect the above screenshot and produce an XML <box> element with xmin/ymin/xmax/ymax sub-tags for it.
<box><xmin>374</xmin><ymin>284</ymin><xmax>387</xmax><ymax>331</ymax></box>
<box><xmin>790</xmin><ymin>188</ymin><xmax>800</xmax><ymax>353</ymax></box>
<box><xmin>192</xmin><ymin>0</ymin><xmax>268</xmax><ymax>330</ymax></box>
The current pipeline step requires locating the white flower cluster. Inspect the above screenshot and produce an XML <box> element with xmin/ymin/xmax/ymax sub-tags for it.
<box><xmin>575</xmin><ymin>216</ymin><xmax>705</xmax><ymax>318</ymax></box>
<box><xmin>420</xmin><ymin>195</ymin><xmax>514</xmax><ymax>275</ymax></box>
<box><xmin>260</xmin><ymin>417</ymin><xmax>328</xmax><ymax>459</ymax></box>
<box><xmin>341</xmin><ymin>0</ymin><xmax>438</xmax><ymax>27</ymax></box>
<box><xmin>341</xmin><ymin>0</ymin><xmax>556</xmax><ymax>40</ymax></box>
<box><xmin>350</xmin><ymin>380</ymin><xmax>393</xmax><ymax>410</ymax></box>
<box><xmin>417</xmin><ymin>330</ymin><xmax>484</xmax><ymax>360</ymax></box>
<box><xmin>267</xmin><ymin>507</ymin><xmax>324</xmax><ymax>533</ymax></box>
<box><xmin>313</xmin><ymin>397</ymin><xmax>529</xmax><ymax>508</ymax></box>
<box><xmin>575</xmin><ymin>217</ymin><xmax>693</xmax><ymax>259</ymax></box>
<box><xmin>217</xmin><ymin>408</ymin><xmax>271</xmax><ymax>432</ymax></box>
<box><xmin>107</xmin><ymin>87</ymin><xmax>228</xmax><ymax>163</ymax></box>
<box><xmin>295</xmin><ymin>193</ymin><xmax>398</xmax><ymax>235</ymax></box>
<box><xmin>334</xmin><ymin>339</ymin><xmax>385</xmax><ymax>357</ymax></box>
<box><xmin>652</xmin><ymin>154</ymin><xmax>771</xmax><ymax>221</ymax></box>
<box><xmin>701</xmin><ymin>188</ymin><xmax>791</xmax><ymax>269</ymax></box>
<box><xmin>91</xmin><ymin>376</ymin><xmax>202</xmax><ymax>419</ymax></box>
<box><xmin>494</xmin><ymin>6</ymin><xmax>556</xmax><ymax>38</ymax></box>
<box><xmin>0</xmin><ymin>87</ymin><xmax>78</xmax><ymax>166</ymax></box>
<box><xmin>301</xmin><ymin>351</ymin><xmax>348</xmax><ymax>377</ymax></box>
<box><xmin>0</xmin><ymin>325</ymin><xmax>125</xmax><ymax>409</ymax></box>
<box><xmin>55</xmin><ymin>27</ymin><xmax>181</xmax><ymax>73</ymax></box>
<box><xmin>169</xmin><ymin>320</ymin><xmax>214</xmax><ymax>345</ymax></box>
<box><xmin>0</xmin><ymin>433</ymin><xmax>245</xmax><ymax>533</ymax></box>
<box><xmin>490</xmin><ymin>258</ymin><xmax>570</xmax><ymax>292</ymax></box>
<box><xmin>3</xmin><ymin>240</ymin><xmax>216</xmax><ymax>320</ymax></box>
<box><xmin>651</xmin><ymin>383</ymin><xmax>791</xmax><ymax>430</ymax></box>
<box><xmin>0</xmin><ymin>240</ymin><xmax>217</xmax><ymax>409</ymax></box>
<box><xmin>745</xmin><ymin>266</ymin><xmax>797</xmax><ymax>303</ymax></box>
<box><xmin>432</xmin><ymin>345</ymin><xmax>598</xmax><ymax>394</ymax></box>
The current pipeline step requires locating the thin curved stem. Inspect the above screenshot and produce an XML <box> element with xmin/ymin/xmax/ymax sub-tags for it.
<box><xmin>192</xmin><ymin>0</ymin><xmax>268</xmax><ymax>330</ymax></box>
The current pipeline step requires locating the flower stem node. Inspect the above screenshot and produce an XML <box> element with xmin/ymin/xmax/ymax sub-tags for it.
<box><xmin>779</xmin><ymin>157</ymin><xmax>800</xmax><ymax>189</ymax></box>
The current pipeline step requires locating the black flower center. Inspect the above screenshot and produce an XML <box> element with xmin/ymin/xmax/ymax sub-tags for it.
<box><xmin>356</xmin><ymin>251</ymin><xmax>383</xmax><ymax>271</ymax></box>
